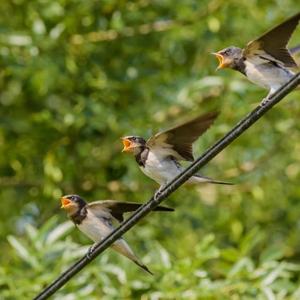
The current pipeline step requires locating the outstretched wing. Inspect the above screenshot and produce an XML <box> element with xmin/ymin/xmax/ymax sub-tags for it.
<box><xmin>146</xmin><ymin>111</ymin><xmax>218</xmax><ymax>161</ymax></box>
<box><xmin>243</xmin><ymin>13</ymin><xmax>300</xmax><ymax>67</ymax></box>
<box><xmin>88</xmin><ymin>200</ymin><xmax>174</xmax><ymax>222</ymax></box>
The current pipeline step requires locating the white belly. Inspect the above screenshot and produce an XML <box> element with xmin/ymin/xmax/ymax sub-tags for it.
<box><xmin>77</xmin><ymin>212</ymin><xmax>111</xmax><ymax>243</ymax></box>
<box><xmin>244</xmin><ymin>60</ymin><xmax>294</xmax><ymax>92</ymax></box>
<box><xmin>140</xmin><ymin>152</ymin><xmax>182</xmax><ymax>185</ymax></box>
<box><xmin>78</xmin><ymin>212</ymin><xmax>138</xmax><ymax>262</ymax></box>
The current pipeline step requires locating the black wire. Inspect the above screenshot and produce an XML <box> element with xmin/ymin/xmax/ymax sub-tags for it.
<box><xmin>34</xmin><ymin>72</ymin><xmax>300</xmax><ymax>300</ymax></box>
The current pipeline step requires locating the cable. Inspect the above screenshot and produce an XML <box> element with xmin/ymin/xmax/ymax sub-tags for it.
<box><xmin>34</xmin><ymin>72</ymin><xmax>300</xmax><ymax>300</ymax></box>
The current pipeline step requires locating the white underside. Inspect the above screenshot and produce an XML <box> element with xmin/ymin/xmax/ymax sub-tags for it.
<box><xmin>140</xmin><ymin>151</ymin><xmax>181</xmax><ymax>185</ymax></box>
<box><xmin>244</xmin><ymin>59</ymin><xmax>295</xmax><ymax>95</ymax></box>
<box><xmin>140</xmin><ymin>150</ymin><xmax>216</xmax><ymax>186</ymax></box>
<box><xmin>77</xmin><ymin>210</ymin><xmax>138</xmax><ymax>262</ymax></box>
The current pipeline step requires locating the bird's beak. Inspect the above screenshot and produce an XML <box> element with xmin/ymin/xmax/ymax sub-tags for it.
<box><xmin>61</xmin><ymin>196</ymin><xmax>71</xmax><ymax>208</ymax></box>
<box><xmin>121</xmin><ymin>138</ymin><xmax>133</xmax><ymax>152</ymax></box>
<box><xmin>211</xmin><ymin>52</ymin><xmax>227</xmax><ymax>70</ymax></box>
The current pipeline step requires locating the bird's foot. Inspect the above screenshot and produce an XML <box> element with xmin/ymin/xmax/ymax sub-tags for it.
<box><xmin>260</xmin><ymin>95</ymin><xmax>271</xmax><ymax>106</ymax></box>
<box><xmin>154</xmin><ymin>185</ymin><xmax>165</xmax><ymax>201</ymax></box>
<box><xmin>86</xmin><ymin>244</ymin><xmax>97</xmax><ymax>259</ymax></box>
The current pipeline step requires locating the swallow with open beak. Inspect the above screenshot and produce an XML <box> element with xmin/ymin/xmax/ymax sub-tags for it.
<box><xmin>122</xmin><ymin>111</ymin><xmax>232</xmax><ymax>199</ymax></box>
<box><xmin>213</xmin><ymin>12</ymin><xmax>300</xmax><ymax>104</ymax></box>
<box><xmin>61</xmin><ymin>194</ymin><xmax>174</xmax><ymax>274</ymax></box>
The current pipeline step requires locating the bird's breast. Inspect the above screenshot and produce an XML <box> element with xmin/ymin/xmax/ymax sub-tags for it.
<box><xmin>244</xmin><ymin>59</ymin><xmax>294</xmax><ymax>90</ymax></box>
<box><xmin>140</xmin><ymin>152</ymin><xmax>182</xmax><ymax>185</ymax></box>
<box><xmin>77</xmin><ymin>212</ymin><xmax>112</xmax><ymax>243</ymax></box>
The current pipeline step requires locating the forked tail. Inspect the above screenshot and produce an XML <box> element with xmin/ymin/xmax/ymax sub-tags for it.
<box><xmin>134</xmin><ymin>260</ymin><xmax>154</xmax><ymax>275</ymax></box>
<box><xmin>190</xmin><ymin>174</ymin><xmax>234</xmax><ymax>185</ymax></box>
<box><xmin>112</xmin><ymin>239</ymin><xmax>154</xmax><ymax>275</ymax></box>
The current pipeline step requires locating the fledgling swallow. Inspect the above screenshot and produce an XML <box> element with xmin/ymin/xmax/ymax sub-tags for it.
<box><xmin>61</xmin><ymin>194</ymin><xmax>174</xmax><ymax>275</ymax></box>
<box><xmin>213</xmin><ymin>12</ymin><xmax>300</xmax><ymax>104</ymax></box>
<box><xmin>122</xmin><ymin>111</ymin><xmax>232</xmax><ymax>199</ymax></box>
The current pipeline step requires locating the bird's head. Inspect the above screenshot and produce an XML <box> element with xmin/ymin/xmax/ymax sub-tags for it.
<box><xmin>61</xmin><ymin>194</ymin><xmax>86</xmax><ymax>214</ymax></box>
<box><xmin>212</xmin><ymin>46</ymin><xmax>243</xmax><ymax>70</ymax></box>
<box><xmin>121</xmin><ymin>136</ymin><xmax>146</xmax><ymax>155</ymax></box>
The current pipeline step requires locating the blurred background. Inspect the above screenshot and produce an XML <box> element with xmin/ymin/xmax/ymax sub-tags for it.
<box><xmin>1</xmin><ymin>0</ymin><xmax>300</xmax><ymax>299</ymax></box>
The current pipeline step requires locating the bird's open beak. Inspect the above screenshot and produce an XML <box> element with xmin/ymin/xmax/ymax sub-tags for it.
<box><xmin>61</xmin><ymin>196</ymin><xmax>71</xmax><ymax>208</ymax></box>
<box><xmin>211</xmin><ymin>52</ymin><xmax>227</xmax><ymax>69</ymax></box>
<box><xmin>121</xmin><ymin>138</ymin><xmax>133</xmax><ymax>152</ymax></box>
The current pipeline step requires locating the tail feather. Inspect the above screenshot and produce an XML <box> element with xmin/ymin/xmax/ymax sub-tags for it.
<box><xmin>153</xmin><ymin>206</ymin><xmax>174</xmax><ymax>212</ymax></box>
<box><xmin>134</xmin><ymin>261</ymin><xmax>154</xmax><ymax>275</ymax></box>
<box><xmin>112</xmin><ymin>240</ymin><xmax>153</xmax><ymax>275</ymax></box>
<box><xmin>190</xmin><ymin>174</ymin><xmax>234</xmax><ymax>185</ymax></box>
<box><xmin>203</xmin><ymin>178</ymin><xmax>234</xmax><ymax>185</ymax></box>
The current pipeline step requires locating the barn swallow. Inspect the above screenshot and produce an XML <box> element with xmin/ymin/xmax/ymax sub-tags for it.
<box><xmin>122</xmin><ymin>111</ymin><xmax>232</xmax><ymax>199</ymax></box>
<box><xmin>213</xmin><ymin>12</ymin><xmax>300</xmax><ymax>104</ymax></box>
<box><xmin>61</xmin><ymin>194</ymin><xmax>174</xmax><ymax>274</ymax></box>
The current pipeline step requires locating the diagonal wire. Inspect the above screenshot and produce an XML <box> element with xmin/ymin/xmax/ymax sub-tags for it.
<box><xmin>34</xmin><ymin>72</ymin><xmax>300</xmax><ymax>300</ymax></box>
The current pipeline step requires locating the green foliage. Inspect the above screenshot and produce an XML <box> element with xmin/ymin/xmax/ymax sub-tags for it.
<box><xmin>3</xmin><ymin>219</ymin><xmax>300</xmax><ymax>299</ymax></box>
<box><xmin>0</xmin><ymin>0</ymin><xmax>300</xmax><ymax>299</ymax></box>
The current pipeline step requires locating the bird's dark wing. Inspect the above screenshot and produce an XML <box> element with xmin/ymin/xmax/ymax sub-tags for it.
<box><xmin>244</xmin><ymin>12</ymin><xmax>300</xmax><ymax>67</ymax></box>
<box><xmin>146</xmin><ymin>111</ymin><xmax>218</xmax><ymax>161</ymax></box>
<box><xmin>88</xmin><ymin>200</ymin><xmax>174</xmax><ymax>222</ymax></box>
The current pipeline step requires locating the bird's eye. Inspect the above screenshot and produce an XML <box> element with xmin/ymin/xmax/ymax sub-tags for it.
<box><xmin>132</xmin><ymin>137</ymin><xmax>136</xmax><ymax>141</ymax></box>
<box><xmin>71</xmin><ymin>196</ymin><xmax>75</xmax><ymax>201</ymax></box>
